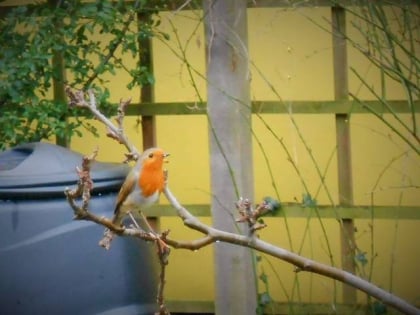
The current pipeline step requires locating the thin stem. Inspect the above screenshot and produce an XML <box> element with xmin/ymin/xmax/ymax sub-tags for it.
<box><xmin>372</xmin><ymin>3</ymin><xmax>418</xmax><ymax>137</ymax></box>
<box><xmin>83</xmin><ymin>1</ymin><xmax>142</xmax><ymax>89</ymax></box>
<box><xmin>304</xmin><ymin>10</ymin><xmax>419</xmax><ymax>94</ymax></box>
<box><xmin>162</xmin><ymin>186</ymin><xmax>420</xmax><ymax>315</ymax></box>
<box><xmin>167</xmin><ymin>16</ymin><xmax>241</xmax><ymax>198</ymax></box>
<box><xmin>349</xmin><ymin>91</ymin><xmax>419</xmax><ymax>154</ymax></box>
<box><xmin>352</xmin><ymin>69</ymin><xmax>417</xmax><ymax>142</ymax></box>
<box><xmin>249</xmin><ymin>63</ymin><xmax>337</xmax><ymax>277</ymax></box>
<box><xmin>389</xmin><ymin>192</ymin><xmax>403</xmax><ymax>297</ymax></box>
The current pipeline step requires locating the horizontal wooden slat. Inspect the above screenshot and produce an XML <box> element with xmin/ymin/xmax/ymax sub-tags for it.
<box><xmin>143</xmin><ymin>204</ymin><xmax>420</xmax><ymax>220</ymax></box>
<box><xmin>1</xmin><ymin>99</ymin><xmax>416</xmax><ymax>117</ymax></box>
<box><xmin>167</xmin><ymin>300</ymin><xmax>214</xmax><ymax>314</ymax></box>
<box><xmin>124</xmin><ymin>100</ymin><xmax>419</xmax><ymax>116</ymax></box>
<box><xmin>167</xmin><ymin>300</ymin><xmax>381</xmax><ymax>314</ymax></box>
<box><xmin>246</xmin><ymin>0</ymin><xmax>418</xmax><ymax>8</ymax></box>
<box><xmin>1</xmin><ymin>0</ymin><xmax>415</xmax><ymax>13</ymax></box>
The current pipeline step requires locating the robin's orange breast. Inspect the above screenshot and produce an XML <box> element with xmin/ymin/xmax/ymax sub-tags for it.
<box><xmin>138</xmin><ymin>166</ymin><xmax>165</xmax><ymax>198</ymax></box>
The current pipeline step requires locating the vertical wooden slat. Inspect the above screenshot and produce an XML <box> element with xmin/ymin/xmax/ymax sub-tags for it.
<box><xmin>138</xmin><ymin>13</ymin><xmax>157</xmax><ymax>150</ymax></box>
<box><xmin>332</xmin><ymin>5</ymin><xmax>357</xmax><ymax>304</ymax></box>
<box><xmin>137</xmin><ymin>12</ymin><xmax>158</xmax><ymax>230</ymax></box>
<box><xmin>52</xmin><ymin>51</ymin><xmax>69</xmax><ymax>147</ymax></box>
<box><xmin>49</xmin><ymin>0</ymin><xmax>68</xmax><ymax>147</ymax></box>
<box><xmin>204</xmin><ymin>1</ymin><xmax>257</xmax><ymax>314</ymax></box>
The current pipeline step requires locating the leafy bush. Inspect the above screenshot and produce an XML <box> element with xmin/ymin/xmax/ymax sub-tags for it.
<box><xmin>0</xmin><ymin>0</ymin><xmax>164</xmax><ymax>150</ymax></box>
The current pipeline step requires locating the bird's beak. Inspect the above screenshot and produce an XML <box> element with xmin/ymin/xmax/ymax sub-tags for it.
<box><xmin>164</xmin><ymin>153</ymin><xmax>170</xmax><ymax>162</ymax></box>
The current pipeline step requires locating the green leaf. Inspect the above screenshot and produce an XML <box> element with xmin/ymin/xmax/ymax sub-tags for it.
<box><xmin>0</xmin><ymin>0</ymin><xmax>161</xmax><ymax>149</ymax></box>
<box><xmin>161</xmin><ymin>31</ymin><xmax>170</xmax><ymax>40</ymax></box>
<box><xmin>259</xmin><ymin>273</ymin><xmax>268</xmax><ymax>284</ymax></box>
<box><xmin>263</xmin><ymin>196</ymin><xmax>281</xmax><ymax>213</ymax></box>
<box><xmin>372</xmin><ymin>301</ymin><xmax>387</xmax><ymax>315</ymax></box>
<box><xmin>302</xmin><ymin>193</ymin><xmax>317</xmax><ymax>208</ymax></box>
<box><xmin>258</xmin><ymin>291</ymin><xmax>271</xmax><ymax>305</ymax></box>
<box><xmin>355</xmin><ymin>252</ymin><xmax>368</xmax><ymax>266</ymax></box>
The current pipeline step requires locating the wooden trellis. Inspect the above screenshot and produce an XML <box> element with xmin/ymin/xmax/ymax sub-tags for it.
<box><xmin>136</xmin><ymin>2</ymin><xmax>418</xmax><ymax>314</ymax></box>
<box><xmin>74</xmin><ymin>2</ymin><xmax>418</xmax><ymax>314</ymax></box>
<box><xmin>3</xmin><ymin>0</ymin><xmax>418</xmax><ymax>314</ymax></box>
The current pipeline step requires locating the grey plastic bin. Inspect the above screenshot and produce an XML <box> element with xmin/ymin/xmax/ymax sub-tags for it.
<box><xmin>0</xmin><ymin>142</ymin><xmax>157</xmax><ymax>315</ymax></box>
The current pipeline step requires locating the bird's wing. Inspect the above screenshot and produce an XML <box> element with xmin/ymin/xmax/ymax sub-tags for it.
<box><xmin>114</xmin><ymin>169</ymin><xmax>137</xmax><ymax>214</ymax></box>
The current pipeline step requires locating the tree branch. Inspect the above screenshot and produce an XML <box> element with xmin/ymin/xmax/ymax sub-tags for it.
<box><xmin>65</xmin><ymin>86</ymin><xmax>139</xmax><ymax>161</ymax></box>
<box><xmin>162</xmin><ymin>187</ymin><xmax>420</xmax><ymax>315</ymax></box>
<box><xmin>64</xmin><ymin>144</ymin><xmax>169</xmax><ymax>315</ymax></box>
<box><xmin>64</xmin><ymin>87</ymin><xmax>419</xmax><ymax>315</ymax></box>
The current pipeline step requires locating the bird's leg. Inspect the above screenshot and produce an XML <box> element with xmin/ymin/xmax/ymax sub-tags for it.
<box><xmin>127</xmin><ymin>211</ymin><xmax>141</xmax><ymax>229</ymax></box>
<box><xmin>127</xmin><ymin>211</ymin><xmax>169</xmax><ymax>256</ymax></box>
<box><xmin>138</xmin><ymin>211</ymin><xmax>170</xmax><ymax>256</ymax></box>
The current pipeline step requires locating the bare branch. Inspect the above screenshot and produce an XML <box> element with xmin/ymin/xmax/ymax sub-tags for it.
<box><xmin>65</xmin><ymin>86</ymin><xmax>139</xmax><ymax>160</ymax></box>
<box><xmin>65</xmin><ymin>147</ymin><xmax>172</xmax><ymax>314</ymax></box>
<box><xmin>64</xmin><ymin>87</ymin><xmax>419</xmax><ymax>315</ymax></box>
<box><xmin>155</xmin><ymin>238</ymin><xmax>170</xmax><ymax>315</ymax></box>
<box><xmin>235</xmin><ymin>197</ymin><xmax>277</xmax><ymax>233</ymax></box>
<box><xmin>65</xmin><ymin>156</ymin><xmax>419</xmax><ymax>314</ymax></box>
<box><xmin>162</xmin><ymin>186</ymin><xmax>419</xmax><ymax>315</ymax></box>
<box><xmin>65</xmin><ymin>147</ymin><xmax>97</xmax><ymax>211</ymax></box>
<box><xmin>64</xmin><ymin>150</ymin><xmax>155</xmax><ymax>242</ymax></box>
<box><xmin>164</xmin><ymin>235</ymin><xmax>214</xmax><ymax>251</ymax></box>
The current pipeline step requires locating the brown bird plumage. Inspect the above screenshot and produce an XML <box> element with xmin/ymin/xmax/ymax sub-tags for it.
<box><xmin>99</xmin><ymin>147</ymin><xmax>169</xmax><ymax>249</ymax></box>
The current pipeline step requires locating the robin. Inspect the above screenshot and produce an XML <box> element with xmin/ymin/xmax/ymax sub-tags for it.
<box><xmin>99</xmin><ymin>147</ymin><xmax>169</xmax><ymax>249</ymax></box>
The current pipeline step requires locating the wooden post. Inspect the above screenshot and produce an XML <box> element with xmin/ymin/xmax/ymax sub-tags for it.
<box><xmin>332</xmin><ymin>5</ymin><xmax>357</xmax><ymax>304</ymax></box>
<box><xmin>204</xmin><ymin>1</ymin><xmax>257</xmax><ymax>314</ymax></box>
<box><xmin>49</xmin><ymin>0</ymin><xmax>68</xmax><ymax>147</ymax></box>
<box><xmin>138</xmin><ymin>12</ymin><xmax>156</xmax><ymax>150</ymax></box>
<box><xmin>137</xmin><ymin>12</ymin><xmax>159</xmax><ymax>231</ymax></box>
<box><xmin>52</xmin><ymin>51</ymin><xmax>69</xmax><ymax>147</ymax></box>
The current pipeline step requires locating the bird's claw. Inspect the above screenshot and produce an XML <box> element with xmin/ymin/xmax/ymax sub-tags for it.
<box><xmin>147</xmin><ymin>231</ymin><xmax>170</xmax><ymax>262</ymax></box>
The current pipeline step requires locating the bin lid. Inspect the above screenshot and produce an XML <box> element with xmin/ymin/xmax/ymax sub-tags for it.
<box><xmin>0</xmin><ymin>142</ymin><xmax>129</xmax><ymax>199</ymax></box>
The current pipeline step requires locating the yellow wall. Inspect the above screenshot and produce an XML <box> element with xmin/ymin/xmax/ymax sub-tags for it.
<box><xmin>66</xmin><ymin>6</ymin><xmax>420</xmax><ymax>307</ymax></box>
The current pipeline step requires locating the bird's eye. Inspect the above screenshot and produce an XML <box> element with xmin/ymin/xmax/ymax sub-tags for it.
<box><xmin>148</xmin><ymin>153</ymin><xmax>154</xmax><ymax>158</ymax></box>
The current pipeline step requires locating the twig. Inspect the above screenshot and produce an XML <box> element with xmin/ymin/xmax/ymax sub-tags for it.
<box><xmin>173</xmin><ymin>0</ymin><xmax>193</xmax><ymax>14</ymax></box>
<box><xmin>83</xmin><ymin>0</ymin><xmax>143</xmax><ymax>89</ymax></box>
<box><xmin>65</xmin><ymin>86</ymin><xmax>139</xmax><ymax>160</ymax></box>
<box><xmin>65</xmin><ymin>151</ymin><xmax>419</xmax><ymax>314</ymax></box>
<box><xmin>235</xmin><ymin>197</ymin><xmax>278</xmax><ymax>233</ymax></box>
<box><xmin>64</xmin><ymin>86</ymin><xmax>420</xmax><ymax>315</ymax></box>
<box><xmin>161</xmin><ymin>187</ymin><xmax>420</xmax><ymax>315</ymax></box>
<box><xmin>350</xmin><ymin>91</ymin><xmax>419</xmax><ymax>154</ymax></box>
<box><xmin>66</xmin><ymin>147</ymin><xmax>97</xmax><ymax>212</ymax></box>
<box><xmin>64</xmin><ymin>149</ymin><xmax>155</xmax><ymax>241</ymax></box>
<box><xmin>155</xmin><ymin>237</ymin><xmax>170</xmax><ymax>315</ymax></box>
<box><xmin>66</xmin><ymin>86</ymin><xmax>172</xmax><ymax>313</ymax></box>
<box><xmin>64</xmin><ymin>148</ymin><xmax>171</xmax><ymax>314</ymax></box>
